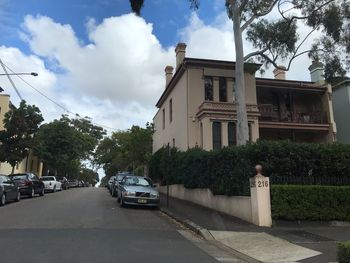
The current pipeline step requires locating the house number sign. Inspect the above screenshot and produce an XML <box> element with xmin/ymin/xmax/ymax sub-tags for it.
<box><xmin>250</xmin><ymin>179</ymin><xmax>269</xmax><ymax>188</ymax></box>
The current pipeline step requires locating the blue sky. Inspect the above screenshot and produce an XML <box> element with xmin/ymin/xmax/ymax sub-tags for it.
<box><xmin>0</xmin><ymin>0</ymin><xmax>316</xmax><ymax>133</ymax></box>
<box><xmin>2</xmin><ymin>0</ymin><xmax>224</xmax><ymax>54</ymax></box>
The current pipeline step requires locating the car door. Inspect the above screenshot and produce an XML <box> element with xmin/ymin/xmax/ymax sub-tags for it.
<box><xmin>30</xmin><ymin>173</ymin><xmax>40</xmax><ymax>193</ymax></box>
<box><xmin>3</xmin><ymin>176</ymin><xmax>17</xmax><ymax>199</ymax></box>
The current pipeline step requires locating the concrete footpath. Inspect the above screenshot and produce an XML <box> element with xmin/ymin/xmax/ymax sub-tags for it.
<box><xmin>160</xmin><ymin>194</ymin><xmax>350</xmax><ymax>263</ymax></box>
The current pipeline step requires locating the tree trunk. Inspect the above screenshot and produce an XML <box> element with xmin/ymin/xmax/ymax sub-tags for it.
<box><xmin>232</xmin><ymin>6</ymin><xmax>249</xmax><ymax>146</ymax></box>
<box><xmin>11</xmin><ymin>165</ymin><xmax>15</xmax><ymax>174</ymax></box>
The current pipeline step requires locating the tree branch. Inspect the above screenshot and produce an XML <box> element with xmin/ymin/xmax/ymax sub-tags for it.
<box><xmin>241</xmin><ymin>14</ymin><xmax>257</xmax><ymax>31</ymax></box>
<box><xmin>278</xmin><ymin>0</ymin><xmax>336</xmax><ymax>22</ymax></box>
<box><xmin>244</xmin><ymin>47</ymin><xmax>269</xmax><ymax>61</ymax></box>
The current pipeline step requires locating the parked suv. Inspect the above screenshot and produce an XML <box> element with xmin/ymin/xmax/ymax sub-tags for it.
<box><xmin>9</xmin><ymin>173</ymin><xmax>45</xmax><ymax>198</ymax></box>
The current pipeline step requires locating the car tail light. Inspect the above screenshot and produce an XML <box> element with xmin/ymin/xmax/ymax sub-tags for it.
<box><xmin>24</xmin><ymin>180</ymin><xmax>32</xmax><ymax>186</ymax></box>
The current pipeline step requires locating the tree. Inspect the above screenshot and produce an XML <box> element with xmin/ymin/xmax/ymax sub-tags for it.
<box><xmin>0</xmin><ymin>100</ymin><xmax>43</xmax><ymax>173</ymax></box>
<box><xmin>34</xmin><ymin>119</ymin><xmax>82</xmax><ymax>176</ymax></box>
<box><xmin>79</xmin><ymin>168</ymin><xmax>99</xmax><ymax>186</ymax></box>
<box><xmin>34</xmin><ymin>116</ymin><xmax>105</xmax><ymax>177</ymax></box>
<box><xmin>130</xmin><ymin>0</ymin><xmax>348</xmax><ymax>145</ymax></box>
<box><xmin>94</xmin><ymin>123</ymin><xmax>154</xmax><ymax>176</ymax></box>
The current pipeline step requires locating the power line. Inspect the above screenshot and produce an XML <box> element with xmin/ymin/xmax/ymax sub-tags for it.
<box><xmin>0</xmin><ymin>58</ymin><xmax>23</xmax><ymax>101</ymax></box>
<box><xmin>0</xmin><ymin>60</ymin><xmax>120</xmax><ymax>131</ymax></box>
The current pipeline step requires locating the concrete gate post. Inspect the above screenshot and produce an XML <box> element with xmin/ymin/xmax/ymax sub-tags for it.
<box><xmin>249</xmin><ymin>165</ymin><xmax>272</xmax><ymax>227</ymax></box>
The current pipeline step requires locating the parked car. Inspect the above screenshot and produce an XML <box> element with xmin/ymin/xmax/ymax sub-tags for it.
<box><xmin>9</xmin><ymin>173</ymin><xmax>44</xmax><ymax>198</ymax></box>
<box><xmin>41</xmin><ymin>176</ymin><xmax>62</xmax><ymax>192</ymax></box>
<box><xmin>111</xmin><ymin>173</ymin><xmax>132</xmax><ymax>197</ymax></box>
<box><xmin>57</xmin><ymin>177</ymin><xmax>69</xmax><ymax>190</ymax></box>
<box><xmin>0</xmin><ymin>175</ymin><xmax>20</xmax><ymax>206</ymax></box>
<box><xmin>107</xmin><ymin>176</ymin><xmax>116</xmax><ymax>191</ymax></box>
<box><xmin>118</xmin><ymin>176</ymin><xmax>159</xmax><ymax>208</ymax></box>
<box><xmin>78</xmin><ymin>180</ymin><xmax>85</xmax><ymax>187</ymax></box>
<box><xmin>68</xmin><ymin>179</ymin><xmax>79</xmax><ymax>188</ymax></box>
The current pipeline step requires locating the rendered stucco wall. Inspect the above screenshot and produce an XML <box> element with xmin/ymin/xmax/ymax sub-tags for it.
<box><xmin>333</xmin><ymin>84</ymin><xmax>350</xmax><ymax>143</ymax></box>
<box><xmin>158</xmin><ymin>184</ymin><xmax>253</xmax><ymax>223</ymax></box>
<box><xmin>153</xmin><ymin>72</ymin><xmax>189</xmax><ymax>152</ymax></box>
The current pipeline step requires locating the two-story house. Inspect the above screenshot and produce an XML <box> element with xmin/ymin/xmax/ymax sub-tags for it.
<box><xmin>152</xmin><ymin>43</ymin><xmax>336</xmax><ymax>152</ymax></box>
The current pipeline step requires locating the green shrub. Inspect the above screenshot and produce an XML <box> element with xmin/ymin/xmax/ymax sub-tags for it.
<box><xmin>338</xmin><ymin>242</ymin><xmax>350</xmax><ymax>263</ymax></box>
<box><xmin>271</xmin><ymin>185</ymin><xmax>350</xmax><ymax>221</ymax></box>
<box><xmin>149</xmin><ymin>141</ymin><xmax>350</xmax><ymax>196</ymax></box>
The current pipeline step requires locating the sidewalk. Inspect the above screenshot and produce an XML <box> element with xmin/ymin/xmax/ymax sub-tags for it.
<box><xmin>160</xmin><ymin>194</ymin><xmax>350</xmax><ymax>263</ymax></box>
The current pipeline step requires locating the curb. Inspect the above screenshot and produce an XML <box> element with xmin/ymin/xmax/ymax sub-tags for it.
<box><xmin>159</xmin><ymin>206</ymin><xmax>261</xmax><ymax>263</ymax></box>
<box><xmin>159</xmin><ymin>206</ymin><xmax>214</xmax><ymax>240</ymax></box>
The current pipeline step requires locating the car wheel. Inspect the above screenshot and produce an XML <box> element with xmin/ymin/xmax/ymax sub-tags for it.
<box><xmin>120</xmin><ymin>197</ymin><xmax>125</xmax><ymax>208</ymax></box>
<box><xmin>0</xmin><ymin>193</ymin><xmax>5</xmax><ymax>206</ymax></box>
<box><xmin>39</xmin><ymin>187</ymin><xmax>45</xmax><ymax>196</ymax></box>
<box><xmin>30</xmin><ymin>188</ymin><xmax>35</xmax><ymax>198</ymax></box>
<box><xmin>15</xmin><ymin>191</ymin><xmax>21</xmax><ymax>202</ymax></box>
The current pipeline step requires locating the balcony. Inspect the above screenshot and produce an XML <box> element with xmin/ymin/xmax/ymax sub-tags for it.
<box><xmin>258</xmin><ymin>104</ymin><xmax>328</xmax><ymax>124</ymax></box>
<box><xmin>196</xmin><ymin>101</ymin><xmax>260</xmax><ymax>119</ymax></box>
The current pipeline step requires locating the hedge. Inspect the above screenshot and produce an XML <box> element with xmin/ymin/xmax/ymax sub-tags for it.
<box><xmin>149</xmin><ymin>141</ymin><xmax>350</xmax><ymax>196</ymax></box>
<box><xmin>338</xmin><ymin>242</ymin><xmax>350</xmax><ymax>263</ymax></box>
<box><xmin>271</xmin><ymin>185</ymin><xmax>350</xmax><ymax>221</ymax></box>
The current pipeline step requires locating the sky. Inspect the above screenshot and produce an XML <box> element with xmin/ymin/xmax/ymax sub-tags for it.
<box><xmin>0</xmin><ymin>0</ymin><xmax>320</xmax><ymax>133</ymax></box>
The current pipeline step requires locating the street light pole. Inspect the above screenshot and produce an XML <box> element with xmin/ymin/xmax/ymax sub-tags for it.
<box><xmin>0</xmin><ymin>58</ymin><xmax>38</xmax><ymax>101</ymax></box>
<box><xmin>0</xmin><ymin>72</ymin><xmax>38</xmax><ymax>76</ymax></box>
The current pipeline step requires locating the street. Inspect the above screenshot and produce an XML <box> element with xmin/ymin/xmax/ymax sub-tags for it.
<box><xmin>0</xmin><ymin>188</ymin><xmax>222</xmax><ymax>263</ymax></box>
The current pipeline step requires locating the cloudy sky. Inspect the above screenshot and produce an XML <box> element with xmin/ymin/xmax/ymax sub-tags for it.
<box><xmin>0</xmin><ymin>0</ymin><xmax>319</xmax><ymax>132</ymax></box>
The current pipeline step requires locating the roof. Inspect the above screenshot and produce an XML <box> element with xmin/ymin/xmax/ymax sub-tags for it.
<box><xmin>155</xmin><ymin>58</ymin><xmax>261</xmax><ymax>108</ymax></box>
<box><xmin>256</xmin><ymin>77</ymin><xmax>327</xmax><ymax>92</ymax></box>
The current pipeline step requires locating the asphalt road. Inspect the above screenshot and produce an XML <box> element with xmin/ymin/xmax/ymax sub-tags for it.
<box><xmin>0</xmin><ymin>187</ymin><xmax>219</xmax><ymax>263</ymax></box>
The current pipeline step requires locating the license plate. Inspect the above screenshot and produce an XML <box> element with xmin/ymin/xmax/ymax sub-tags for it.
<box><xmin>138</xmin><ymin>199</ymin><xmax>147</xmax><ymax>204</ymax></box>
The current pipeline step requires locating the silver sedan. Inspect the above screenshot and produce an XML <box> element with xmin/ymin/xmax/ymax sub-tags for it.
<box><xmin>118</xmin><ymin>176</ymin><xmax>159</xmax><ymax>208</ymax></box>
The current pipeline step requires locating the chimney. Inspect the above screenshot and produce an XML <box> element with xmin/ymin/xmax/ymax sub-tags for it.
<box><xmin>308</xmin><ymin>60</ymin><xmax>325</xmax><ymax>83</ymax></box>
<box><xmin>165</xmin><ymin>65</ymin><xmax>174</xmax><ymax>88</ymax></box>
<box><xmin>175</xmin><ymin>43</ymin><xmax>187</xmax><ymax>70</ymax></box>
<box><xmin>273</xmin><ymin>66</ymin><xmax>286</xmax><ymax>80</ymax></box>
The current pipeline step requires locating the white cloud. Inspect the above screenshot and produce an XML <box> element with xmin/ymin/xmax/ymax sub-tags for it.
<box><xmin>0</xmin><ymin>10</ymin><xmax>323</xmax><ymax>136</ymax></box>
<box><xmin>179</xmin><ymin>11</ymin><xmax>318</xmax><ymax>81</ymax></box>
<box><xmin>1</xmin><ymin>13</ymin><xmax>178</xmax><ymax>132</ymax></box>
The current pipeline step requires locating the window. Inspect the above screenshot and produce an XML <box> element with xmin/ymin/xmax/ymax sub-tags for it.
<box><xmin>169</xmin><ymin>99</ymin><xmax>173</xmax><ymax>123</ymax></box>
<box><xmin>204</xmin><ymin>76</ymin><xmax>213</xmax><ymax>101</ymax></box>
<box><xmin>228</xmin><ymin>122</ymin><xmax>236</xmax><ymax>146</ymax></box>
<box><xmin>219</xmin><ymin>77</ymin><xmax>227</xmax><ymax>102</ymax></box>
<box><xmin>249</xmin><ymin>123</ymin><xmax>252</xmax><ymax>142</ymax></box>
<box><xmin>200</xmin><ymin>122</ymin><xmax>203</xmax><ymax>148</ymax></box>
<box><xmin>162</xmin><ymin>108</ymin><xmax>165</xmax><ymax>129</ymax></box>
<box><xmin>232</xmin><ymin>80</ymin><xmax>235</xmax><ymax>102</ymax></box>
<box><xmin>212</xmin><ymin>122</ymin><xmax>222</xmax><ymax>150</ymax></box>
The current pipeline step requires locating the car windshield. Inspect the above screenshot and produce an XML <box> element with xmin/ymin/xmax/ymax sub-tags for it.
<box><xmin>117</xmin><ymin>174</ymin><xmax>127</xmax><ymax>182</ymax></box>
<box><xmin>42</xmin><ymin>177</ymin><xmax>55</xmax><ymax>181</ymax></box>
<box><xmin>10</xmin><ymin>175</ymin><xmax>27</xmax><ymax>180</ymax></box>
<box><xmin>0</xmin><ymin>175</ymin><xmax>7</xmax><ymax>183</ymax></box>
<box><xmin>124</xmin><ymin>177</ymin><xmax>151</xmax><ymax>187</ymax></box>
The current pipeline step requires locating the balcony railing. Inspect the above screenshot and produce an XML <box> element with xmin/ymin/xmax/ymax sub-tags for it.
<box><xmin>197</xmin><ymin>101</ymin><xmax>259</xmax><ymax>113</ymax></box>
<box><xmin>258</xmin><ymin>104</ymin><xmax>328</xmax><ymax>124</ymax></box>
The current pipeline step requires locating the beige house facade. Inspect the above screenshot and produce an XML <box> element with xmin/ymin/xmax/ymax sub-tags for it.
<box><xmin>0</xmin><ymin>93</ymin><xmax>43</xmax><ymax>176</ymax></box>
<box><xmin>153</xmin><ymin>43</ymin><xmax>336</xmax><ymax>152</ymax></box>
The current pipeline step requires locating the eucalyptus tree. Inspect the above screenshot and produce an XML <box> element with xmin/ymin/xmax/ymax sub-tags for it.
<box><xmin>130</xmin><ymin>0</ymin><xmax>349</xmax><ymax>145</ymax></box>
